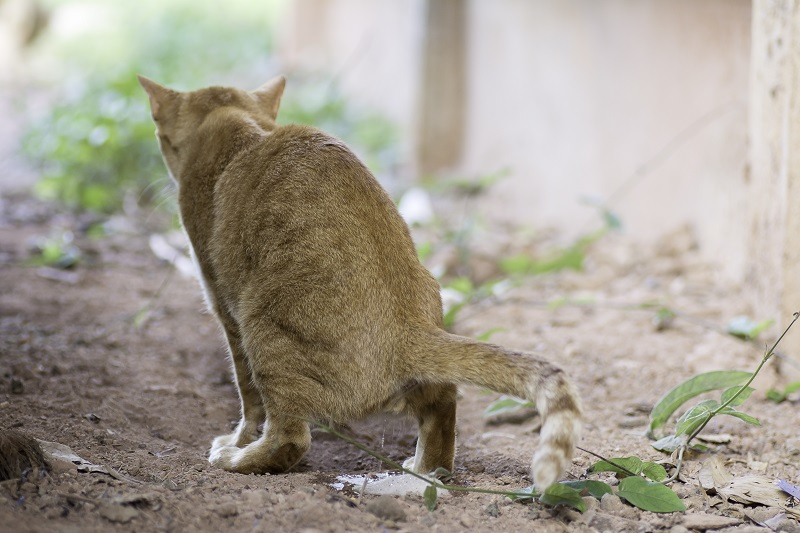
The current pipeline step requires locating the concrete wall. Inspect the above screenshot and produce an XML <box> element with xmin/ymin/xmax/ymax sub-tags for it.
<box><xmin>748</xmin><ymin>0</ymin><xmax>800</xmax><ymax>360</ymax></box>
<box><xmin>276</xmin><ymin>1</ymin><xmax>754</xmax><ymax>279</ymax></box>
<box><xmin>463</xmin><ymin>0</ymin><xmax>751</xmax><ymax>282</ymax></box>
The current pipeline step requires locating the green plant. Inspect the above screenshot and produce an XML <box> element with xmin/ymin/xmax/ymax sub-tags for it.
<box><xmin>315</xmin><ymin>420</ymin><xmax>687</xmax><ymax>514</ymax></box>
<box><xmin>766</xmin><ymin>381</ymin><xmax>800</xmax><ymax>403</ymax></box>
<box><xmin>483</xmin><ymin>395</ymin><xmax>534</xmax><ymax>417</ymax></box>
<box><xmin>648</xmin><ymin>312</ymin><xmax>799</xmax><ymax>481</ymax></box>
<box><xmin>28</xmin><ymin>231</ymin><xmax>82</xmax><ymax>268</ymax></box>
<box><xmin>23</xmin><ymin>0</ymin><xmax>397</xmax><ymax>215</ymax></box>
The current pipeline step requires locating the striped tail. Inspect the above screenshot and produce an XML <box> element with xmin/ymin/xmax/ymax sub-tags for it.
<box><xmin>411</xmin><ymin>330</ymin><xmax>582</xmax><ymax>489</ymax></box>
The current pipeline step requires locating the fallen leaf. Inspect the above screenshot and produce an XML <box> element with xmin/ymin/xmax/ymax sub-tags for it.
<box><xmin>698</xmin><ymin>456</ymin><xmax>733</xmax><ymax>493</ymax></box>
<box><xmin>37</xmin><ymin>439</ymin><xmax>140</xmax><ymax>484</ymax></box>
<box><xmin>682</xmin><ymin>513</ymin><xmax>740</xmax><ymax>530</ymax></box>
<box><xmin>717</xmin><ymin>475</ymin><xmax>800</xmax><ymax>518</ymax></box>
<box><xmin>695</xmin><ymin>433</ymin><xmax>733</xmax><ymax>444</ymax></box>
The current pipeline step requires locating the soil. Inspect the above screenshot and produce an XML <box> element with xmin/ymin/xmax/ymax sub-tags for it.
<box><xmin>2</xmin><ymin>190</ymin><xmax>800</xmax><ymax>533</ymax></box>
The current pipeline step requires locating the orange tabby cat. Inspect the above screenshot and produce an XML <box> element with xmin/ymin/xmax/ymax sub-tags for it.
<box><xmin>138</xmin><ymin>74</ymin><xmax>581</xmax><ymax>489</ymax></box>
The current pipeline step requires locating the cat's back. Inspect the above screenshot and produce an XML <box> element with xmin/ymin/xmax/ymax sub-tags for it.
<box><xmin>211</xmin><ymin>122</ymin><xmax>441</xmax><ymax>329</ymax></box>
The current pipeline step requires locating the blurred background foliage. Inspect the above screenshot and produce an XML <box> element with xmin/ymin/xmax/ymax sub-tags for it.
<box><xmin>21</xmin><ymin>0</ymin><xmax>397</xmax><ymax>215</ymax></box>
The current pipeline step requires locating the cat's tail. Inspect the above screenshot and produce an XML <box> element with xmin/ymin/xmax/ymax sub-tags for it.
<box><xmin>411</xmin><ymin>329</ymin><xmax>582</xmax><ymax>490</ymax></box>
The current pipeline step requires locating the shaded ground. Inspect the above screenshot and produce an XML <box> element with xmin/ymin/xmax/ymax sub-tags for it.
<box><xmin>1</xmin><ymin>190</ymin><xmax>800</xmax><ymax>533</ymax></box>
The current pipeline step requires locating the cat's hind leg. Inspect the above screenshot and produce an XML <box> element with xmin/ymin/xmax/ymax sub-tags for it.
<box><xmin>402</xmin><ymin>383</ymin><xmax>457</xmax><ymax>475</ymax></box>
<box><xmin>210</xmin><ymin>314</ymin><xmax>265</xmax><ymax>454</ymax></box>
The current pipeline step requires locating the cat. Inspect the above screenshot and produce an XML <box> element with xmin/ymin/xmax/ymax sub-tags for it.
<box><xmin>138</xmin><ymin>74</ymin><xmax>582</xmax><ymax>489</ymax></box>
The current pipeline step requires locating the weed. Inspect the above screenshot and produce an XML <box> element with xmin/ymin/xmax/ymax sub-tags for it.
<box><xmin>648</xmin><ymin>312</ymin><xmax>799</xmax><ymax>481</ymax></box>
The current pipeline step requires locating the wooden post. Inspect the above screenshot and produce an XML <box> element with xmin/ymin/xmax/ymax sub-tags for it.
<box><xmin>417</xmin><ymin>0</ymin><xmax>467</xmax><ymax>177</ymax></box>
<box><xmin>748</xmin><ymin>0</ymin><xmax>800</xmax><ymax>369</ymax></box>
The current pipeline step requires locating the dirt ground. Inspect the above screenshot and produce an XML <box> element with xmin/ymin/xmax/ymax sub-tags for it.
<box><xmin>1</xmin><ymin>186</ymin><xmax>800</xmax><ymax>532</ymax></box>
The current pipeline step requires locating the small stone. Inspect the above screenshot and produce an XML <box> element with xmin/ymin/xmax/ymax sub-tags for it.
<box><xmin>668</xmin><ymin>526</ymin><xmax>690</xmax><ymax>533</ymax></box>
<box><xmin>771</xmin><ymin>515</ymin><xmax>800</xmax><ymax>533</ymax></box>
<box><xmin>10</xmin><ymin>378</ymin><xmax>23</xmax><ymax>395</ymax></box>
<box><xmin>583</xmin><ymin>496</ymin><xmax>598</xmax><ymax>511</ymax></box>
<box><xmin>364</xmin><ymin>495</ymin><xmax>406</xmax><ymax>522</ymax></box>
<box><xmin>213</xmin><ymin>502</ymin><xmax>238</xmax><ymax>517</ymax></box>
<box><xmin>672</xmin><ymin>484</ymin><xmax>695</xmax><ymax>498</ymax></box>
<box><xmin>484</xmin><ymin>501</ymin><xmax>500</xmax><ymax>517</ymax></box>
<box><xmin>419</xmin><ymin>512</ymin><xmax>436</xmax><ymax>527</ymax></box>
<box><xmin>599</xmin><ymin>493</ymin><xmax>624</xmax><ymax>513</ymax></box>
<box><xmin>99</xmin><ymin>503</ymin><xmax>138</xmax><ymax>524</ymax></box>
<box><xmin>45</xmin><ymin>507</ymin><xmax>67</xmax><ymax>520</ymax></box>
<box><xmin>460</xmin><ymin>515</ymin><xmax>474</xmax><ymax>528</ymax></box>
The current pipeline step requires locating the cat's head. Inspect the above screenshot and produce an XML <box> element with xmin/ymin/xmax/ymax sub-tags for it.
<box><xmin>137</xmin><ymin>75</ymin><xmax>286</xmax><ymax>181</ymax></box>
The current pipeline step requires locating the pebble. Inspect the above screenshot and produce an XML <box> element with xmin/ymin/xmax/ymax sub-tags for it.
<box><xmin>213</xmin><ymin>502</ymin><xmax>238</xmax><ymax>518</ymax></box>
<box><xmin>672</xmin><ymin>483</ymin><xmax>695</xmax><ymax>498</ymax></box>
<box><xmin>99</xmin><ymin>503</ymin><xmax>138</xmax><ymax>524</ymax></box>
<box><xmin>20</xmin><ymin>482</ymin><xmax>38</xmax><ymax>494</ymax></box>
<box><xmin>583</xmin><ymin>496</ymin><xmax>598</xmax><ymax>511</ymax></box>
<box><xmin>10</xmin><ymin>378</ymin><xmax>23</xmax><ymax>394</ymax></box>
<box><xmin>484</xmin><ymin>501</ymin><xmax>500</xmax><ymax>517</ymax></box>
<box><xmin>599</xmin><ymin>493</ymin><xmax>624</xmax><ymax>513</ymax></box>
<box><xmin>364</xmin><ymin>495</ymin><xmax>406</xmax><ymax>522</ymax></box>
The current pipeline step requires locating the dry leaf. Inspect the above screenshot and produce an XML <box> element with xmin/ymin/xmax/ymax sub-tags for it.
<box><xmin>698</xmin><ymin>456</ymin><xmax>733</xmax><ymax>493</ymax></box>
<box><xmin>37</xmin><ymin>439</ymin><xmax>140</xmax><ymax>484</ymax></box>
<box><xmin>717</xmin><ymin>475</ymin><xmax>800</xmax><ymax>518</ymax></box>
<box><xmin>695</xmin><ymin>433</ymin><xmax>733</xmax><ymax>444</ymax></box>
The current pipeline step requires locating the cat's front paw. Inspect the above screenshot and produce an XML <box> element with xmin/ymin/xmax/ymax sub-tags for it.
<box><xmin>210</xmin><ymin>433</ymin><xmax>238</xmax><ymax>455</ymax></box>
<box><xmin>208</xmin><ymin>444</ymin><xmax>239</xmax><ymax>470</ymax></box>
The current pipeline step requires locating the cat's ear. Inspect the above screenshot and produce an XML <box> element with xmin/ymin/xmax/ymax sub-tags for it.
<box><xmin>137</xmin><ymin>75</ymin><xmax>179</xmax><ymax>119</ymax></box>
<box><xmin>252</xmin><ymin>75</ymin><xmax>286</xmax><ymax>120</ymax></box>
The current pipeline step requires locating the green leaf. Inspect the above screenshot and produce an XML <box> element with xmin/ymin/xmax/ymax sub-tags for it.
<box><xmin>766</xmin><ymin>381</ymin><xmax>800</xmax><ymax>403</ymax></box>
<box><xmin>766</xmin><ymin>388</ymin><xmax>787</xmax><ymax>403</ymax></box>
<box><xmin>442</xmin><ymin>301</ymin><xmax>467</xmax><ymax>329</ymax></box>
<box><xmin>416</xmin><ymin>241</ymin><xmax>433</xmax><ymax>262</ymax></box>
<box><xmin>589</xmin><ymin>457</ymin><xmax>666</xmax><ymax>482</ymax></box>
<box><xmin>602</xmin><ymin>208</ymin><xmax>622</xmax><ymax>231</ymax></box>
<box><xmin>538</xmin><ymin>483</ymin><xmax>586</xmax><ymax>512</ymax></box>
<box><xmin>560</xmin><ymin>480</ymin><xmax>613</xmax><ymax>499</ymax></box>
<box><xmin>507</xmin><ymin>485</ymin><xmax>537</xmax><ymax>501</ymax></box>
<box><xmin>720</xmin><ymin>385</ymin><xmax>754</xmax><ymax>407</ymax></box>
<box><xmin>447</xmin><ymin>277</ymin><xmax>474</xmax><ymax>295</ymax></box>
<box><xmin>726</xmin><ymin>316</ymin><xmax>775</xmax><ymax>340</ymax></box>
<box><xmin>675</xmin><ymin>399</ymin><xmax>719</xmax><ymax>436</ymax></box>
<box><xmin>718</xmin><ymin>407</ymin><xmax>761</xmax><ymax>426</ymax></box>
<box><xmin>641</xmin><ymin>462</ymin><xmax>668</xmax><ymax>482</ymax></box>
<box><xmin>499</xmin><ymin>244</ymin><xmax>587</xmax><ymax>276</ymax></box>
<box><xmin>617</xmin><ymin>476</ymin><xmax>686</xmax><ymax>513</ymax></box>
<box><xmin>651</xmin><ymin>434</ymin><xmax>684</xmax><ymax>453</ymax></box>
<box><xmin>423</xmin><ymin>485</ymin><xmax>438</xmax><ymax>511</ymax></box>
<box><xmin>476</xmin><ymin>327</ymin><xmax>506</xmax><ymax>342</ymax></box>
<box><xmin>483</xmin><ymin>395</ymin><xmax>535</xmax><ymax>418</ymax></box>
<box><xmin>431</xmin><ymin>467</ymin><xmax>452</xmax><ymax>479</ymax></box>
<box><xmin>589</xmin><ymin>456</ymin><xmax>643</xmax><ymax>478</ymax></box>
<box><xmin>648</xmin><ymin>370</ymin><xmax>751</xmax><ymax>438</ymax></box>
